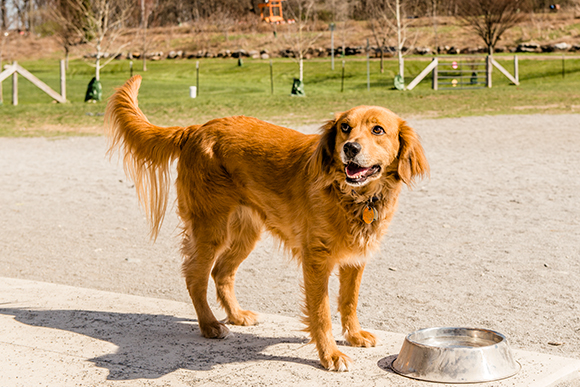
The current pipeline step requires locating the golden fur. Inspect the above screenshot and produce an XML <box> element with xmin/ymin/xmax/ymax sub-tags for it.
<box><xmin>105</xmin><ymin>75</ymin><xmax>428</xmax><ymax>371</ymax></box>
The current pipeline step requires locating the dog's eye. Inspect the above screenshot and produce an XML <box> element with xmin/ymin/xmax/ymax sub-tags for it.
<box><xmin>341</xmin><ymin>123</ymin><xmax>351</xmax><ymax>133</ymax></box>
<box><xmin>371</xmin><ymin>126</ymin><xmax>385</xmax><ymax>135</ymax></box>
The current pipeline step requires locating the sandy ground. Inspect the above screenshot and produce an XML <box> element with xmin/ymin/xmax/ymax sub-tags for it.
<box><xmin>1</xmin><ymin>114</ymin><xmax>579</xmax><ymax>377</ymax></box>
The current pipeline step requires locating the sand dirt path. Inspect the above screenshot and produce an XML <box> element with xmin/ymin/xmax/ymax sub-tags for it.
<box><xmin>1</xmin><ymin>114</ymin><xmax>579</xmax><ymax>367</ymax></box>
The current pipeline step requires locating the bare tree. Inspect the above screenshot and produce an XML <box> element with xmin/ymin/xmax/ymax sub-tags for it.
<box><xmin>431</xmin><ymin>0</ymin><xmax>439</xmax><ymax>50</ymax></box>
<box><xmin>459</xmin><ymin>0</ymin><xmax>529</xmax><ymax>55</ymax></box>
<box><xmin>364</xmin><ymin>1</ymin><xmax>390</xmax><ymax>73</ymax></box>
<box><xmin>284</xmin><ymin>0</ymin><xmax>322</xmax><ymax>83</ymax></box>
<box><xmin>208</xmin><ymin>4</ymin><xmax>236</xmax><ymax>43</ymax></box>
<box><xmin>0</xmin><ymin>0</ymin><xmax>8</xmax><ymax>29</ymax></box>
<box><xmin>574</xmin><ymin>0</ymin><xmax>580</xmax><ymax>17</ymax></box>
<box><xmin>46</xmin><ymin>0</ymin><xmax>85</xmax><ymax>70</ymax></box>
<box><xmin>13</xmin><ymin>0</ymin><xmax>28</xmax><ymax>30</ymax></box>
<box><xmin>60</xmin><ymin>0</ymin><xmax>132</xmax><ymax>81</ymax></box>
<box><xmin>326</xmin><ymin>0</ymin><xmax>353</xmax><ymax>57</ymax></box>
<box><xmin>361</xmin><ymin>0</ymin><xmax>419</xmax><ymax>78</ymax></box>
<box><xmin>140</xmin><ymin>0</ymin><xmax>155</xmax><ymax>71</ymax></box>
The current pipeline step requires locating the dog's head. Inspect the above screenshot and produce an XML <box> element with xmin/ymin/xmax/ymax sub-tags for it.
<box><xmin>313</xmin><ymin>106</ymin><xmax>429</xmax><ymax>188</ymax></box>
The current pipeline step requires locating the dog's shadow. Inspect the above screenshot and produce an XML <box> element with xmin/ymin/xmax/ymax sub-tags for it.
<box><xmin>0</xmin><ymin>307</ymin><xmax>317</xmax><ymax>380</ymax></box>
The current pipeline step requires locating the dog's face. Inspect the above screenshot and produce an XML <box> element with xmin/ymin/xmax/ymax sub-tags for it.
<box><xmin>334</xmin><ymin>106</ymin><xmax>402</xmax><ymax>187</ymax></box>
<box><xmin>314</xmin><ymin>106</ymin><xmax>428</xmax><ymax>188</ymax></box>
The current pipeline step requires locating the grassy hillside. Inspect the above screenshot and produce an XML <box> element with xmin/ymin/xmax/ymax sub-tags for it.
<box><xmin>0</xmin><ymin>54</ymin><xmax>579</xmax><ymax>136</ymax></box>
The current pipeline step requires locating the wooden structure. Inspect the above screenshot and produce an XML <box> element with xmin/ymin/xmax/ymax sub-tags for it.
<box><xmin>406</xmin><ymin>55</ymin><xmax>519</xmax><ymax>91</ymax></box>
<box><xmin>0</xmin><ymin>61</ymin><xmax>67</xmax><ymax>105</ymax></box>
<box><xmin>258</xmin><ymin>0</ymin><xmax>285</xmax><ymax>23</ymax></box>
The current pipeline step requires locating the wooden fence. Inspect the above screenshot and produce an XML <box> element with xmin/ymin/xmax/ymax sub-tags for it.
<box><xmin>406</xmin><ymin>55</ymin><xmax>520</xmax><ymax>91</ymax></box>
<box><xmin>0</xmin><ymin>60</ymin><xmax>67</xmax><ymax>105</ymax></box>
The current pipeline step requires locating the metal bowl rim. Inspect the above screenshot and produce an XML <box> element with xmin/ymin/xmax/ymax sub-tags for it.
<box><xmin>405</xmin><ymin>326</ymin><xmax>508</xmax><ymax>349</ymax></box>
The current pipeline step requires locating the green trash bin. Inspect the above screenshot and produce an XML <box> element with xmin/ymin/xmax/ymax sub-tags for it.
<box><xmin>291</xmin><ymin>78</ymin><xmax>305</xmax><ymax>96</ymax></box>
<box><xmin>85</xmin><ymin>77</ymin><xmax>103</xmax><ymax>102</ymax></box>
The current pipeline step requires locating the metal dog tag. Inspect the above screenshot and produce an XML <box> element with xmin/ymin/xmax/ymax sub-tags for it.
<box><xmin>362</xmin><ymin>205</ymin><xmax>378</xmax><ymax>224</ymax></box>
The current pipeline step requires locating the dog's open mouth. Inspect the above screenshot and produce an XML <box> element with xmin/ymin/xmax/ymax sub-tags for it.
<box><xmin>345</xmin><ymin>162</ymin><xmax>381</xmax><ymax>185</ymax></box>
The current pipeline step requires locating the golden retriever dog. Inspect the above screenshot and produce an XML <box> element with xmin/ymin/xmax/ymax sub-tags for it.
<box><xmin>105</xmin><ymin>75</ymin><xmax>428</xmax><ymax>371</ymax></box>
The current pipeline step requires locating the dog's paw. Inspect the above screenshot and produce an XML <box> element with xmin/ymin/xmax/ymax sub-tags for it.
<box><xmin>320</xmin><ymin>350</ymin><xmax>352</xmax><ymax>372</ymax></box>
<box><xmin>344</xmin><ymin>330</ymin><xmax>377</xmax><ymax>348</ymax></box>
<box><xmin>199</xmin><ymin>321</ymin><xmax>231</xmax><ymax>339</ymax></box>
<box><xmin>224</xmin><ymin>310</ymin><xmax>259</xmax><ymax>326</ymax></box>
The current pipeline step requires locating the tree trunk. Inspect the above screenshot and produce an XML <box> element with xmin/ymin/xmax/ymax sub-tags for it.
<box><xmin>141</xmin><ymin>0</ymin><xmax>147</xmax><ymax>72</ymax></box>
<box><xmin>28</xmin><ymin>0</ymin><xmax>33</xmax><ymax>32</ymax></box>
<box><xmin>0</xmin><ymin>0</ymin><xmax>7</xmax><ymax>29</ymax></box>
<box><xmin>96</xmin><ymin>57</ymin><xmax>100</xmax><ymax>81</ymax></box>
<box><xmin>432</xmin><ymin>0</ymin><xmax>438</xmax><ymax>50</ymax></box>
<box><xmin>142</xmin><ymin>30</ymin><xmax>147</xmax><ymax>72</ymax></box>
<box><xmin>396</xmin><ymin>0</ymin><xmax>404</xmax><ymax>79</ymax></box>
<box><xmin>398</xmin><ymin>54</ymin><xmax>404</xmax><ymax>79</ymax></box>
<box><xmin>65</xmin><ymin>46</ymin><xmax>69</xmax><ymax>71</ymax></box>
<box><xmin>299</xmin><ymin>55</ymin><xmax>304</xmax><ymax>82</ymax></box>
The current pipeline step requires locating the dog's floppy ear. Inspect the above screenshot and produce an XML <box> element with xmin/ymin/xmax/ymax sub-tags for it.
<box><xmin>397</xmin><ymin>120</ymin><xmax>429</xmax><ymax>186</ymax></box>
<box><xmin>311</xmin><ymin>116</ymin><xmax>339</xmax><ymax>174</ymax></box>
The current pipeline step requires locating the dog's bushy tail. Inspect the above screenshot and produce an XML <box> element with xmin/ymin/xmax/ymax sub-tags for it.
<box><xmin>105</xmin><ymin>75</ymin><xmax>188</xmax><ymax>240</ymax></box>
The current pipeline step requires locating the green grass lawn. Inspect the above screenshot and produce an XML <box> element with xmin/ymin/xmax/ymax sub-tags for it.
<box><xmin>0</xmin><ymin>54</ymin><xmax>579</xmax><ymax>136</ymax></box>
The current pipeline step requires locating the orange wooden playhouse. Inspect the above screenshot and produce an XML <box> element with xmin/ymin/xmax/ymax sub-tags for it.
<box><xmin>258</xmin><ymin>0</ymin><xmax>285</xmax><ymax>23</ymax></box>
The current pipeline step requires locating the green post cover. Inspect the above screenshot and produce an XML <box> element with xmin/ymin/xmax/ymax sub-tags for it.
<box><xmin>85</xmin><ymin>77</ymin><xmax>102</xmax><ymax>102</ymax></box>
<box><xmin>394</xmin><ymin>74</ymin><xmax>405</xmax><ymax>90</ymax></box>
<box><xmin>291</xmin><ymin>78</ymin><xmax>305</xmax><ymax>96</ymax></box>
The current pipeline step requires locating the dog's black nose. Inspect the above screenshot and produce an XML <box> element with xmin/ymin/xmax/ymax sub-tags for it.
<box><xmin>343</xmin><ymin>142</ymin><xmax>362</xmax><ymax>159</ymax></box>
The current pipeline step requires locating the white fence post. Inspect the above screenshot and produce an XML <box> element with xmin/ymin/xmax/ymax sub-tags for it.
<box><xmin>486</xmin><ymin>56</ymin><xmax>492</xmax><ymax>88</ymax></box>
<box><xmin>12</xmin><ymin>61</ymin><xmax>18</xmax><ymax>106</ymax></box>
<box><xmin>0</xmin><ymin>62</ymin><xmax>67</xmax><ymax>104</ymax></box>
<box><xmin>432</xmin><ymin>58</ymin><xmax>438</xmax><ymax>90</ymax></box>
<box><xmin>406</xmin><ymin>58</ymin><xmax>438</xmax><ymax>91</ymax></box>
<box><xmin>60</xmin><ymin>60</ymin><xmax>66</xmax><ymax>101</ymax></box>
<box><xmin>491</xmin><ymin>57</ymin><xmax>519</xmax><ymax>85</ymax></box>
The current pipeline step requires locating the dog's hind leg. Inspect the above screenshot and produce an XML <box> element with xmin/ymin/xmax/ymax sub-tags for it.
<box><xmin>212</xmin><ymin>206</ymin><xmax>262</xmax><ymax>326</ymax></box>
<box><xmin>182</xmin><ymin>216</ymin><xmax>231</xmax><ymax>339</ymax></box>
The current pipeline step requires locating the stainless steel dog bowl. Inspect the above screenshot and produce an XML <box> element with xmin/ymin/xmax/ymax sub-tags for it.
<box><xmin>392</xmin><ymin>327</ymin><xmax>520</xmax><ymax>383</ymax></box>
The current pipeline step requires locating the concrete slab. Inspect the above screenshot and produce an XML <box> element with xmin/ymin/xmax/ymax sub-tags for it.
<box><xmin>1</xmin><ymin>277</ymin><xmax>579</xmax><ymax>387</ymax></box>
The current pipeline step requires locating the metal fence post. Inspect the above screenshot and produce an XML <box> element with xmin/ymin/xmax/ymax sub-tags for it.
<box><xmin>366</xmin><ymin>39</ymin><xmax>370</xmax><ymax>91</ymax></box>
<box><xmin>514</xmin><ymin>55</ymin><xmax>519</xmax><ymax>84</ymax></box>
<box><xmin>432</xmin><ymin>57</ymin><xmax>438</xmax><ymax>90</ymax></box>
<box><xmin>341</xmin><ymin>60</ymin><xmax>345</xmax><ymax>92</ymax></box>
<box><xmin>196</xmin><ymin>61</ymin><xmax>200</xmax><ymax>96</ymax></box>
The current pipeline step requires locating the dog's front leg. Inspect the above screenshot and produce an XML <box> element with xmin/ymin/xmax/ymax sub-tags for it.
<box><xmin>303</xmin><ymin>259</ymin><xmax>351</xmax><ymax>371</ymax></box>
<box><xmin>338</xmin><ymin>264</ymin><xmax>377</xmax><ymax>348</ymax></box>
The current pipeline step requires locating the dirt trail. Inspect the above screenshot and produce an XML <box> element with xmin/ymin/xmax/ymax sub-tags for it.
<box><xmin>1</xmin><ymin>113</ymin><xmax>579</xmax><ymax>368</ymax></box>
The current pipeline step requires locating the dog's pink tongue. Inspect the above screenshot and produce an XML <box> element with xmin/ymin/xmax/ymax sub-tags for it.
<box><xmin>346</xmin><ymin>163</ymin><xmax>370</xmax><ymax>177</ymax></box>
